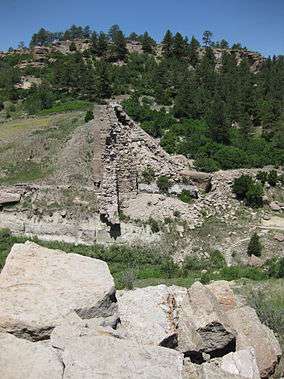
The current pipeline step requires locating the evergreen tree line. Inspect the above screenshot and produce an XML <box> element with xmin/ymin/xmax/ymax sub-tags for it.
<box><xmin>0</xmin><ymin>26</ymin><xmax>283</xmax><ymax>170</ymax></box>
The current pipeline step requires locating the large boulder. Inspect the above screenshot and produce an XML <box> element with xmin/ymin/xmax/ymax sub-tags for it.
<box><xmin>177</xmin><ymin>282</ymin><xmax>236</xmax><ymax>359</ymax></box>
<box><xmin>0</xmin><ymin>332</ymin><xmax>63</xmax><ymax>379</ymax></box>
<box><xmin>227</xmin><ymin>306</ymin><xmax>282</xmax><ymax>378</ymax></box>
<box><xmin>50</xmin><ymin>312</ymin><xmax>184</xmax><ymax>378</ymax></box>
<box><xmin>183</xmin><ymin>348</ymin><xmax>260</xmax><ymax>379</ymax></box>
<box><xmin>220</xmin><ymin>348</ymin><xmax>260</xmax><ymax>379</ymax></box>
<box><xmin>0</xmin><ymin>190</ymin><xmax>21</xmax><ymax>206</ymax></box>
<box><xmin>117</xmin><ymin>285</ymin><xmax>178</xmax><ymax>347</ymax></box>
<box><xmin>0</xmin><ymin>242</ymin><xmax>116</xmax><ymax>340</ymax></box>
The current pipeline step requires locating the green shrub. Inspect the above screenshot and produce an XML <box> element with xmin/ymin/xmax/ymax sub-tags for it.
<box><xmin>232</xmin><ymin>175</ymin><xmax>263</xmax><ymax>207</ymax></box>
<box><xmin>120</xmin><ymin>269</ymin><xmax>136</xmax><ymax>290</ymax></box>
<box><xmin>182</xmin><ymin>255</ymin><xmax>208</xmax><ymax>273</ymax></box>
<box><xmin>247</xmin><ymin>233</ymin><xmax>262</xmax><ymax>257</ymax></box>
<box><xmin>266</xmin><ymin>257</ymin><xmax>284</xmax><ymax>278</ymax></box>
<box><xmin>256</xmin><ymin>171</ymin><xmax>268</xmax><ymax>185</ymax></box>
<box><xmin>209</xmin><ymin>250</ymin><xmax>226</xmax><ymax>269</ymax></box>
<box><xmin>157</xmin><ymin>176</ymin><xmax>170</xmax><ymax>193</ymax></box>
<box><xmin>245</xmin><ymin>182</ymin><xmax>263</xmax><ymax>207</ymax></box>
<box><xmin>0</xmin><ymin>101</ymin><xmax>4</xmax><ymax>111</ymax></box>
<box><xmin>85</xmin><ymin>110</ymin><xmax>94</xmax><ymax>123</ymax></box>
<box><xmin>141</xmin><ymin>166</ymin><xmax>155</xmax><ymax>184</ymax></box>
<box><xmin>148</xmin><ymin>218</ymin><xmax>160</xmax><ymax>233</ymax></box>
<box><xmin>195</xmin><ymin>157</ymin><xmax>220</xmax><ymax>173</ymax></box>
<box><xmin>179</xmin><ymin>190</ymin><xmax>192</xmax><ymax>203</ymax></box>
<box><xmin>200</xmin><ymin>272</ymin><xmax>211</xmax><ymax>284</ymax></box>
<box><xmin>160</xmin><ymin>257</ymin><xmax>178</xmax><ymax>278</ymax></box>
<box><xmin>232</xmin><ymin>175</ymin><xmax>253</xmax><ymax>200</ymax></box>
<box><xmin>248</xmin><ymin>290</ymin><xmax>284</xmax><ymax>339</ymax></box>
<box><xmin>267</xmin><ymin>170</ymin><xmax>278</xmax><ymax>186</ymax></box>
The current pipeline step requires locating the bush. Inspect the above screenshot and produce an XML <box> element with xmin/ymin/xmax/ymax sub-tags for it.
<box><xmin>232</xmin><ymin>175</ymin><xmax>263</xmax><ymax>207</ymax></box>
<box><xmin>267</xmin><ymin>170</ymin><xmax>278</xmax><ymax>186</ymax></box>
<box><xmin>266</xmin><ymin>257</ymin><xmax>284</xmax><ymax>278</ymax></box>
<box><xmin>148</xmin><ymin>217</ymin><xmax>160</xmax><ymax>233</ymax></box>
<box><xmin>247</xmin><ymin>233</ymin><xmax>262</xmax><ymax>257</ymax></box>
<box><xmin>0</xmin><ymin>101</ymin><xmax>4</xmax><ymax>111</ymax></box>
<box><xmin>256</xmin><ymin>171</ymin><xmax>268</xmax><ymax>185</ymax></box>
<box><xmin>195</xmin><ymin>157</ymin><xmax>220</xmax><ymax>173</ymax></box>
<box><xmin>209</xmin><ymin>250</ymin><xmax>226</xmax><ymax>269</ymax></box>
<box><xmin>232</xmin><ymin>175</ymin><xmax>253</xmax><ymax>200</ymax></box>
<box><xmin>245</xmin><ymin>182</ymin><xmax>263</xmax><ymax>207</ymax></box>
<box><xmin>179</xmin><ymin>190</ymin><xmax>192</xmax><ymax>203</ymax></box>
<box><xmin>141</xmin><ymin>166</ymin><xmax>155</xmax><ymax>184</ymax></box>
<box><xmin>120</xmin><ymin>269</ymin><xmax>136</xmax><ymax>290</ymax></box>
<box><xmin>182</xmin><ymin>255</ymin><xmax>208</xmax><ymax>273</ymax></box>
<box><xmin>160</xmin><ymin>257</ymin><xmax>178</xmax><ymax>278</ymax></box>
<box><xmin>157</xmin><ymin>176</ymin><xmax>170</xmax><ymax>193</ymax></box>
<box><xmin>85</xmin><ymin>110</ymin><xmax>94</xmax><ymax>123</ymax></box>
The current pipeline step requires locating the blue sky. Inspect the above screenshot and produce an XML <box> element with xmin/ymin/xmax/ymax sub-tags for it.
<box><xmin>1</xmin><ymin>0</ymin><xmax>283</xmax><ymax>56</ymax></box>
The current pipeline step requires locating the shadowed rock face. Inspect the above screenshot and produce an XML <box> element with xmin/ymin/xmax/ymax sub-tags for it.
<box><xmin>0</xmin><ymin>242</ymin><xmax>116</xmax><ymax>341</ymax></box>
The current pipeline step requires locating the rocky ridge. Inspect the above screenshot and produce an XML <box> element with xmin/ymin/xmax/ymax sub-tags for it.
<box><xmin>0</xmin><ymin>242</ymin><xmax>282</xmax><ymax>378</ymax></box>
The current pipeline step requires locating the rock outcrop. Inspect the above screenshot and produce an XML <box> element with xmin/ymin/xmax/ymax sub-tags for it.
<box><xmin>0</xmin><ymin>242</ymin><xmax>116</xmax><ymax>340</ymax></box>
<box><xmin>92</xmin><ymin>103</ymin><xmax>208</xmax><ymax>226</ymax></box>
<box><xmin>0</xmin><ymin>332</ymin><xmax>63</xmax><ymax>379</ymax></box>
<box><xmin>0</xmin><ymin>243</ymin><xmax>281</xmax><ymax>378</ymax></box>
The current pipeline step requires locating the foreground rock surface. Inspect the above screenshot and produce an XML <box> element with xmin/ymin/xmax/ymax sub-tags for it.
<box><xmin>117</xmin><ymin>285</ymin><xmax>178</xmax><ymax>347</ymax></box>
<box><xmin>227</xmin><ymin>306</ymin><xmax>282</xmax><ymax>378</ymax></box>
<box><xmin>0</xmin><ymin>332</ymin><xmax>63</xmax><ymax>379</ymax></box>
<box><xmin>0</xmin><ymin>242</ymin><xmax>116</xmax><ymax>340</ymax></box>
<box><xmin>0</xmin><ymin>243</ymin><xmax>281</xmax><ymax>378</ymax></box>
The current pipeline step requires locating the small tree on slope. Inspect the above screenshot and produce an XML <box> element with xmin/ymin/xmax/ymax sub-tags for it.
<box><xmin>247</xmin><ymin>233</ymin><xmax>262</xmax><ymax>257</ymax></box>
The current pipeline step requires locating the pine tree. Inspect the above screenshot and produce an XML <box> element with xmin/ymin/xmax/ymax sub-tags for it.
<box><xmin>239</xmin><ymin>112</ymin><xmax>253</xmax><ymax>137</ymax></box>
<box><xmin>162</xmin><ymin>30</ymin><xmax>174</xmax><ymax>58</ymax></box>
<box><xmin>141</xmin><ymin>32</ymin><xmax>155</xmax><ymax>54</ymax></box>
<box><xmin>95</xmin><ymin>61</ymin><xmax>112</xmax><ymax>99</ymax></box>
<box><xmin>206</xmin><ymin>95</ymin><xmax>230</xmax><ymax>144</ymax></box>
<box><xmin>202</xmin><ymin>30</ymin><xmax>213</xmax><ymax>47</ymax></box>
<box><xmin>113</xmin><ymin>30</ymin><xmax>127</xmax><ymax>60</ymax></box>
<box><xmin>247</xmin><ymin>233</ymin><xmax>262</xmax><ymax>257</ymax></box>
<box><xmin>96</xmin><ymin>32</ymin><xmax>109</xmax><ymax>57</ymax></box>
<box><xmin>172</xmin><ymin>32</ymin><xmax>186</xmax><ymax>58</ymax></box>
<box><xmin>188</xmin><ymin>36</ymin><xmax>200</xmax><ymax>67</ymax></box>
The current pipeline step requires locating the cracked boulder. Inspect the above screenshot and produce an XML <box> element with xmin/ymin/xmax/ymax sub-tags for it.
<box><xmin>177</xmin><ymin>282</ymin><xmax>236</xmax><ymax>359</ymax></box>
<box><xmin>61</xmin><ymin>332</ymin><xmax>184</xmax><ymax>379</ymax></box>
<box><xmin>117</xmin><ymin>285</ymin><xmax>179</xmax><ymax>347</ymax></box>
<box><xmin>227</xmin><ymin>306</ymin><xmax>282</xmax><ymax>378</ymax></box>
<box><xmin>0</xmin><ymin>242</ymin><xmax>116</xmax><ymax>341</ymax></box>
<box><xmin>0</xmin><ymin>332</ymin><xmax>63</xmax><ymax>379</ymax></box>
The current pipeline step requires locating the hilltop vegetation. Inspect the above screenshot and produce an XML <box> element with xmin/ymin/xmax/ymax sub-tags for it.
<box><xmin>0</xmin><ymin>24</ymin><xmax>283</xmax><ymax>171</ymax></box>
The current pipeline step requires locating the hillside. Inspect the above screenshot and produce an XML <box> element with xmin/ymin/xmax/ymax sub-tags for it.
<box><xmin>0</xmin><ymin>23</ymin><xmax>283</xmax><ymax>379</ymax></box>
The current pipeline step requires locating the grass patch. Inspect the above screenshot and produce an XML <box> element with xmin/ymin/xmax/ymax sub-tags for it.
<box><xmin>0</xmin><ymin>229</ymin><xmax>277</xmax><ymax>290</ymax></box>
<box><xmin>38</xmin><ymin>101</ymin><xmax>92</xmax><ymax>115</ymax></box>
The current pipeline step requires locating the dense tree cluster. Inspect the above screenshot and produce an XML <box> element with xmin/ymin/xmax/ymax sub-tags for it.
<box><xmin>0</xmin><ymin>26</ymin><xmax>283</xmax><ymax>170</ymax></box>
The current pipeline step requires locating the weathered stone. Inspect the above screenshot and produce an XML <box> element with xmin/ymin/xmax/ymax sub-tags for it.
<box><xmin>270</xmin><ymin>201</ymin><xmax>281</xmax><ymax>211</ymax></box>
<box><xmin>247</xmin><ymin>255</ymin><xmax>263</xmax><ymax>267</ymax></box>
<box><xmin>0</xmin><ymin>332</ymin><xmax>63</xmax><ymax>379</ymax></box>
<box><xmin>274</xmin><ymin>233</ymin><xmax>284</xmax><ymax>242</ymax></box>
<box><xmin>117</xmin><ymin>285</ymin><xmax>178</xmax><ymax>347</ymax></box>
<box><xmin>227</xmin><ymin>306</ymin><xmax>282</xmax><ymax>378</ymax></box>
<box><xmin>50</xmin><ymin>312</ymin><xmax>120</xmax><ymax>350</ymax></box>
<box><xmin>0</xmin><ymin>190</ymin><xmax>21</xmax><ymax>205</ymax></box>
<box><xmin>220</xmin><ymin>348</ymin><xmax>260</xmax><ymax>379</ymax></box>
<box><xmin>177</xmin><ymin>282</ymin><xmax>236</xmax><ymax>359</ymax></box>
<box><xmin>61</xmin><ymin>333</ymin><xmax>184</xmax><ymax>378</ymax></box>
<box><xmin>206</xmin><ymin>281</ymin><xmax>237</xmax><ymax>312</ymax></box>
<box><xmin>0</xmin><ymin>242</ymin><xmax>116</xmax><ymax>340</ymax></box>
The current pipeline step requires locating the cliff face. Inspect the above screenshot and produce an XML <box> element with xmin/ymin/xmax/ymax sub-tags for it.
<box><xmin>0</xmin><ymin>39</ymin><xmax>265</xmax><ymax>73</ymax></box>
